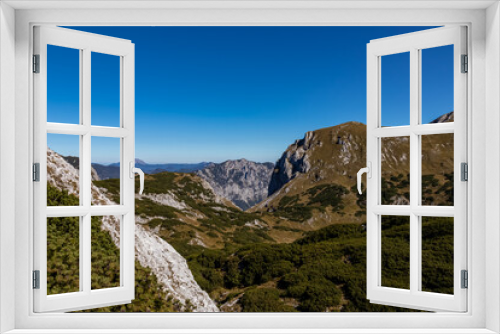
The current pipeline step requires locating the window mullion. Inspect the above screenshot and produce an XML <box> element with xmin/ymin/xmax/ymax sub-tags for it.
<box><xmin>81</xmin><ymin>214</ymin><xmax>91</xmax><ymax>293</ymax></box>
<box><xmin>365</xmin><ymin>49</ymin><xmax>379</xmax><ymax>301</ymax></box>
<box><xmin>121</xmin><ymin>51</ymin><xmax>135</xmax><ymax>297</ymax></box>
<box><xmin>82</xmin><ymin>48</ymin><xmax>91</xmax><ymax>207</ymax></box>
<box><xmin>81</xmin><ymin>47</ymin><xmax>92</xmax><ymax>294</ymax></box>
<box><xmin>409</xmin><ymin>47</ymin><xmax>420</xmax><ymax>294</ymax></box>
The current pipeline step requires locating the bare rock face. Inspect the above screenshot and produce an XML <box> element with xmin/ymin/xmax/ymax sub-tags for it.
<box><xmin>47</xmin><ymin>149</ymin><xmax>219</xmax><ymax>312</ymax></box>
<box><xmin>47</xmin><ymin>149</ymin><xmax>81</xmax><ymax>196</ymax></box>
<box><xmin>134</xmin><ymin>225</ymin><xmax>218</xmax><ymax>312</ymax></box>
<box><xmin>140</xmin><ymin>192</ymin><xmax>189</xmax><ymax>211</ymax></box>
<box><xmin>267</xmin><ymin>131</ymin><xmax>316</xmax><ymax>196</ymax></box>
<box><xmin>197</xmin><ymin>159</ymin><xmax>274</xmax><ymax>210</ymax></box>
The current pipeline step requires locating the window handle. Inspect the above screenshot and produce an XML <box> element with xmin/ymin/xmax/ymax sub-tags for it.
<box><xmin>130</xmin><ymin>162</ymin><xmax>145</xmax><ymax>194</ymax></box>
<box><xmin>357</xmin><ymin>162</ymin><xmax>371</xmax><ymax>195</ymax></box>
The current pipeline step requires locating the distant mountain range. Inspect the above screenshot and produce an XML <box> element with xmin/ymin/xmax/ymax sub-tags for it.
<box><xmin>110</xmin><ymin>160</ymin><xmax>211</xmax><ymax>174</ymax></box>
<box><xmin>61</xmin><ymin>157</ymin><xmax>211</xmax><ymax>180</ymax></box>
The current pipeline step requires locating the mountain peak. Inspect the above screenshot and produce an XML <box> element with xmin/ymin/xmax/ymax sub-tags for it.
<box><xmin>262</xmin><ymin>112</ymin><xmax>454</xmax><ymax>208</ymax></box>
<box><xmin>430</xmin><ymin>111</ymin><xmax>454</xmax><ymax>124</ymax></box>
<box><xmin>267</xmin><ymin>121</ymin><xmax>367</xmax><ymax>197</ymax></box>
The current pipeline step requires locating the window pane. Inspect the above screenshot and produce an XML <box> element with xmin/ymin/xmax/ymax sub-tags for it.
<box><xmin>91</xmin><ymin>52</ymin><xmax>120</xmax><ymax>127</ymax></box>
<box><xmin>47</xmin><ymin>133</ymin><xmax>80</xmax><ymax>205</ymax></box>
<box><xmin>91</xmin><ymin>137</ymin><xmax>121</xmax><ymax>205</ymax></box>
<box><xmin>47</xmin><ymin>217</ymin><xmax>80</xmax><ymax>295</ymax></box>
<box><xmin>421</xmin><ymin>217</ymin><xmax>454</xmax><ymax>294</ymax></box>
<box><xmin>421</xmin><ymin>45</ymin><xmax>454</xmax><ymax>124</ymax></box>
<box><xmin>381</xmin><ymin>215</ymin><xmax>410</xmax><ymax>290</ymax></box>
<box><xmin>92</xmin><ymin>215</ymin><xmax>121</xmax><ymax>290</ymax></box>
<box><xmin>47</xmin><ymin>45</ymin><xmax>80</xmax><ymax>124</ymax></box>
<box><xmin>421</xmin><ymin>133</ymin><xmax>454</xmax><ymax>206</ymax></box>
<box><xmin>381</xmin><ymin>136</ymin><xmax>410</xmax><ymax>205</ymax></box>
<box><xmin>381</xmin><ymin>52</ymin><xmax>410</xmax><ymax>127</ymax></box>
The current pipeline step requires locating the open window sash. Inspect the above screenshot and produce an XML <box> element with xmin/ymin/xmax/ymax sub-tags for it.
<box><xmin>365</xmin><ymin>26</ymin><xmax>467</xmax><ymax>312</ymax></box>
<box><xmin>33</xmin><ymin>26</ymin><xmax>136</xmax><ymax>312</ymax></box>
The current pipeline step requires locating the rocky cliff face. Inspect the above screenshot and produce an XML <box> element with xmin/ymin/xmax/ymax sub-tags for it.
<box><xmin>47</xmin><ymin>149</ymin><xmax>219</xmax><ymax>312</ymax></box>
<box><xmin>267</xmin><ymin>131</ymin><xmax>315</xmax><ymax>196</ymax></box>
<box><xmin>266</xmin><ymin>122</ymin><xmax>367</xmax><ymax>199</ymax></box>
<box><xmin>197</xmin><ymin>159</ymin><xmax>274</xmax><ymax>210</ymax></box>
<box><xmin>265</xmin><ymin>112</ymin><xmax>455</xmax><ymax>201</ymax></box>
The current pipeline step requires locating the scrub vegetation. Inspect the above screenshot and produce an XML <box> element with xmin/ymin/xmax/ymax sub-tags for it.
<box><xmin>93</xmin><ymin>169</ymin><xmax>453</xmax><ymax>312</ymax></box>
<box><xmin>47</xmin><ymin>184</ymin><xmax>178</xmax><ymax>312</ymax></box>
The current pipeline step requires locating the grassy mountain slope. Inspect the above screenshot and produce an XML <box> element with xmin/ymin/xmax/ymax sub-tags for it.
<box><xmin>94</xmin><ymin>171</ymin><xmax>453</xmax><ymax>312</ymax></box>
<box><xmin>95</xmin><ymin>172</ymin><xmax>278</xmax><ymax>251</ymax></box>
<box><xmin>254</xmin><ymin>120</ymin><xmax>454</xmax><ymax>215</ymax></box>
<box><xmin>95</xmin><ymin>171</ymin><xmax>376</xmax><ymax>310</ymax></box>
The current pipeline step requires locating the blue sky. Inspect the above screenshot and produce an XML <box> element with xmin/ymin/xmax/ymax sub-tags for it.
<box><xmin>47</xmin><ymin>26</ymin><xmax>453</xmax><ymax>164</ymax></box>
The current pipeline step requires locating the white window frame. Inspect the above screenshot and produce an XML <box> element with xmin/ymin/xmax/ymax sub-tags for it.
<box><xmin>365</xmin><ymin>26</ymin><xmax>467</xmax><ymax>312</ymax></box>
<box><xmin>1</xmin><ymin>1</ymin><xmax>499</xmax><ymax>333</ymax></box>
<box><xmin>33</xmin><ymin>26</ymin><xmax>136</xmax><ymax>313</ymax></box>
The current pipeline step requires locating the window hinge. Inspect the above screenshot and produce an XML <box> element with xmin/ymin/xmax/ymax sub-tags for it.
<box><xmin>33</xmin><ymin>270</ymin><xmax>40</xmax><ymax>289</ymax></box>
<box><xmin>461</xmin><ymin>270</ymin><xmax>468</xmax><ymax>289</ymax></box>
<box><xmin>33</xmin><ymin>163</ymin><xmax>40</xmax><ymax>182</ymax></box>
<box><xmin>33</xmin><ymin>54</ymin><xmax>40</xmax><ymax>73</ymax></box>
<box><xmin>461</xmin><ymin>54</ymin><xmax>468</xmax><ymax>73</ymax></box>
<box><xmin>461</xmin><ymin>162</ymin><xmax>468</xmax><ymax>181</ymax></box>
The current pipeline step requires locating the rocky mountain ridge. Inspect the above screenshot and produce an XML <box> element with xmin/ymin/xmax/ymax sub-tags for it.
<box><xmin>262</xmin><ymin>112</ymin><xmax>454</xmax><ymax>209</ymax></box>
<box><xmin>196</xmin><ymin>159</ymin><xmax>274</xmax><ymax>210</ymax></box>
<box><xmin>261</xmin><ymin>121</ymin><xmax>367</xmax><ymax>209</ymax></box>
